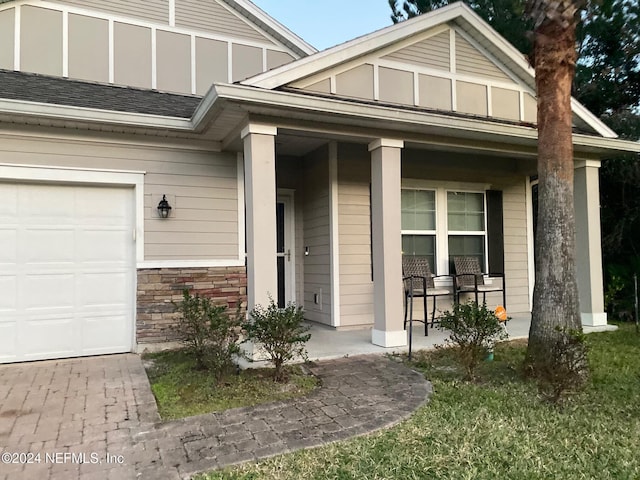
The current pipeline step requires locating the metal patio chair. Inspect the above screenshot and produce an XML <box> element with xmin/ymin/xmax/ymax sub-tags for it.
<box><xmin>402</xmin><ymin>255</ymin><xmax>452</xmax><ymax>336</ymax></box>
<box><xmin>453</xmin><ymin>256</ymin><xmax>506</xmax><ymax>308</ymax></box>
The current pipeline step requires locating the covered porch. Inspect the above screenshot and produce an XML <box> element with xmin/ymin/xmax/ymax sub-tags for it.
<box><xmin>199</xmin><ymin>82</ymin><xmax>626</xmax><ymax>350</ymax></box>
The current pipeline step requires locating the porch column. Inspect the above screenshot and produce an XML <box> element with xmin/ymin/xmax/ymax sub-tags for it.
<box><xmin>574</xmin><ymin>160</ymin><xmax>607</xmax><ymax>326</ymax></box>
<box><xmin>241</xmin><ymin>123</ymin><xmax>278</xmax><ymax>311</ymax></box>
<box><xmin>369</xmin><ymin>138</ymin><xmax>406</xmax><ymax>347</ymax></box>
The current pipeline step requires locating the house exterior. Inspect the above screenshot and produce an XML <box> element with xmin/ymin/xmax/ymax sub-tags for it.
<box><xmin>0</xmin><ymin>0</ymin><xmax>638</xmax><ymax>363</ymax></box>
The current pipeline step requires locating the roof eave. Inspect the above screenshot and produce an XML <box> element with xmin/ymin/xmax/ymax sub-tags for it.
<box><xmin>205</xmin><ymin>84</ymin><xmax>640</xmax><ymax>157</ymax></box>
<box><xmin>0</xmin><ymin>98</ymin><xmax>195</xmax><ymax>130</ymax></box>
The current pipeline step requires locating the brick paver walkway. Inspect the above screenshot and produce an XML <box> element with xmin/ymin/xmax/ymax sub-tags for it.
<box><xmin>0</xmin><ymin>354</ymin><xmax>431</xmax><ymax>479</ymax></box>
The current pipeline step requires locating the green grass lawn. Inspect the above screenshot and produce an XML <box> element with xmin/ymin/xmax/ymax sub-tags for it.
<box><xmin>144</xmin><ymin>349</ymin><xmax>318</xmax><ymax>420</ymax></box>
<box><xmin>199</xmin><ymin>324</ymin><xmax>640</xmax><ymax>480</ymax></box>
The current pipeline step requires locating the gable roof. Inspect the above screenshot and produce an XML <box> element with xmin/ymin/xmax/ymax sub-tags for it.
<box><xmin>219</xmin><ymin>0</ymin><xmax>316</xmax><ymax>57</ymax></box>
<box><xmin>0</xmin><ymin>69</ymin><xmax>201</xmax><ymax>118</ymax></box>
<box><xmin>242</xmin><ymin>2</ymin><xmax>617</xmax><ymax>139</ymax></box>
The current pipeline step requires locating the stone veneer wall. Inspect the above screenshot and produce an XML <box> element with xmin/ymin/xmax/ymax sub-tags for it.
<box><xmin>136</xmin><ymin>266</ymin><xmax>247</xmax><ymax>343</ymax></box>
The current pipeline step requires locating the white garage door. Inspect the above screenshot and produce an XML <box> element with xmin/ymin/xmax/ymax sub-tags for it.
<box><xmin>0</xmin><ymin>182</ymin><xmax>135</xmax><ymax>363</ymax></box>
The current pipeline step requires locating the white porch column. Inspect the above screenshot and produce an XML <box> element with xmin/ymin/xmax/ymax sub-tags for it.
<box><xmin>574</xmin><ymin>160</ymin><xmax>607</xmax><ymax>326</ymax></box>
<box><xmin>241</xmin><ymin>123</ymin><xmax>278</xmax><ymax>311</ymax></box>
<box><xmin>369</xmin><ymin>138</ymin><xmax>406</xmax><ymax>347</ymax></box>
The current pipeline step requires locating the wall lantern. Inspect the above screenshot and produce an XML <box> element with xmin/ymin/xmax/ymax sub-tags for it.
<box><xmin>157</xmin><ymin>195</ymin><xmax>172</xmax><ymax>219</ymax></box>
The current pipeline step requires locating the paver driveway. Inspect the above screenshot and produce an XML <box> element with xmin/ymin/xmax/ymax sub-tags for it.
<box><xmin>0</xmin><ymin>353</ymin><xmax>431</xmax><ymax>479</ymax></box>
<box><xmin>0</xmin><ymin>354</ymin><xmax>161</xmax><ymax>480</ymax></box>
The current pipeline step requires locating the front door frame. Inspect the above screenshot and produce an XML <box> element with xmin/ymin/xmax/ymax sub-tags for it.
<box><xmin>277</xmin><ymin>189</ymin><xmax>296</xmax><ymax>305</ymax></box>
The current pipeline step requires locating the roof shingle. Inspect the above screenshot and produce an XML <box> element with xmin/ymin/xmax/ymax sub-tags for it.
<box><xmin>0</xmin><ymin>69</ymin><xmax>202</xmax><ymax>118</ymax></box>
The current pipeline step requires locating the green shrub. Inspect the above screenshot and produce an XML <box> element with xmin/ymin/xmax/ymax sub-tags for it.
<box><xmin>437</xmin><ymin>301</ymin><xmax>509</xmax><ymax>380</ymax></box>
<box><xmin>244</xmin><ymin>299</ymin><xmax>311</xmax><ymax>382</ymax></box>
<box><xmin>173</xmin><ymin>290</ymin><xmax>243</xmax><ymax>381</ymax></box>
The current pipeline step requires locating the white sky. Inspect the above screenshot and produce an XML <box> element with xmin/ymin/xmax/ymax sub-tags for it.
<box><xmin>250</xmin><ymin>0</ymin><xmax>394</xmax><ymax>51</ymax></box>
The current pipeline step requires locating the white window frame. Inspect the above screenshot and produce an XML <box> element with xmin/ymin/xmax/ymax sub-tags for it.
<box><xmin>401</xmin><ymin>180</ymin><xmax>491</xmax><ymax>276</ymax></box>
<box><xmin>445</xmin><ymin>189</ymin><xmax>489</xmax><ymax>274</ymax></box>
<box><xmin>401</xmin><ymin>187</ymin><xmax>438</xmax><ymax>267</ymax></box>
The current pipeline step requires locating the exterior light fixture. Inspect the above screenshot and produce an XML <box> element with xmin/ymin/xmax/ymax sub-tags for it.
<box><xmin>157</xmin><ymin>195</ymin><xmax>172</xmax><ymax>219</ymax></box>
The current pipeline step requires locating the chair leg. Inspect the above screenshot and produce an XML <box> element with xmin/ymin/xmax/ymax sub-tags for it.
<box><xmin>423</xmin><ymin>295</ymin><xmax>428</xmax><ymax>336</ymax></box>
<box><xmin>431</xmin><ymin>296</ymin><xmax>437</xmax><ymax>327</ymax></box>
<box><xmin>404</xmin><ymin>293</ymin><xmax>408</xmax><ymax>330</ymax></box>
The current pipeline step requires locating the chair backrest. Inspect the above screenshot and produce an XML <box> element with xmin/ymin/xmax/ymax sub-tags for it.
<box><xmin>402</xmin><ymin>255</ymin><xmax>435</xmax><ymax>289</ymax></box>
<box><xmin>453</xmin><ymin>256</ymin><xmax>484</xmax><ymax>287</ymax></box>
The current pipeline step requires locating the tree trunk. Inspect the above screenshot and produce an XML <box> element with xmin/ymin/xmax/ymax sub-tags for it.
<box><xmin>526</xmin><ymin>17</ymin><xmax>583</xmax><ymax>371</ymax></box>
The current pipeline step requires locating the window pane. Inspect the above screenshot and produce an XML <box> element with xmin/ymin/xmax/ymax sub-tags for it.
<box><xmin>447</xmin><ymin>192</ymin><xmax>485</xmax><ymax>231</ymax></box>
<box><xmin>448</xmin><ymin>235</ymin><xmax>485</xmax><ymax>272</ymax></box>
<box><xmin>402</xmin><ymin>234</ymin><xmax>436</xmax><ymax>272</ymax></box>
<box><xmin>401</xmin><ymin>189</ymin><xmax>435</xmax><ymax>230</ymax></box>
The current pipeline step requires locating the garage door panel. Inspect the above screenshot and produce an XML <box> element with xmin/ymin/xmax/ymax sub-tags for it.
<box><xmin>2</xmin><ymin>182</ymin><xmax>135</xmax><ymax>363</ymax></box>
<box><xmin>22</xmin><ymin>316</ymin><xmax>76</xmax><ymax>357</ymax></box>
<box><xmin>79</xmin><ymin>271</ymin><xmax>129</xmax><ymax>307</ymax></box>
<box><xmin>82</xmin><ymin>314</ymin><xmax>130</xmax><ymax>353</ymax></box>
<box><xmin>0</xmin><ymin>322</ymin><xmax>18</xmax><ymax>362</ymax></box>
<box><xmin>23</xmin><ymin>274</ymin><xmax>75</xmax><ymax>310</ymax></box>
<box><xmin>0</xmin><ymin>276</ymin><xmax>17</xmax><ymax>311</ymax></box>
<box><xmin>22</xmin><ymin>228</ymin><xmax>75</xmax><ymax>264</ymax></box>
<box><xmin>0</xmin><ymin>184</ymin><xmax>18</xmax><ymax>219</ymax></box>
<box><xmin>79</xmin><ymin>229</ymin><xmax>131</xmax><ymax>263</ymax></box>
<box><xmin>0</xmin><ymin>229</ymin><xmax>17</xmax><ymax>262</ymax></box>
<box><xmin>20</xmin><ymin>186</ymin><xmax>76</xmax><ymax>221</ymax></box>
<box><xmin>77</xmin><ymin>189</ymin><xmax>132</xmax><ymax>225</ymax></box>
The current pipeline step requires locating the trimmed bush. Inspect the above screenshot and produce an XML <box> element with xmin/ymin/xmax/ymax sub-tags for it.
<box><xmin>173</xmin><ymin>290</ymin><xmax>243</xmax><ymax>381</ymax></box>
<box><xmin>438</xmin><ymin>301</ymin><xmax>509</xmax><ymax>380</ymax></box>
<box><xmin>244</xmin><ymin>299</ymin><xmax>311</xmax><ymax>382</ymax></box>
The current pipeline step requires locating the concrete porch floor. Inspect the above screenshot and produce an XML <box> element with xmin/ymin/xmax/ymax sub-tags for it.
<box><xmin>304</xmin><ymin>314</ymin><xmax>533</xmax><ymax>362</ymax></box>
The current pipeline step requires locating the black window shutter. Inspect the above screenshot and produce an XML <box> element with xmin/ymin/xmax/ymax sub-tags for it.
<box><xmin>486</xmin><ymin>190</ymin><xmax>504</xmax><ymax>275</ymax></box>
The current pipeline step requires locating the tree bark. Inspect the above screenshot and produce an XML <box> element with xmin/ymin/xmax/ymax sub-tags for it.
<box><xmin>527</xmin><ymin>19</ymin><xmax>583</xmax><ymax>371</ymax></box>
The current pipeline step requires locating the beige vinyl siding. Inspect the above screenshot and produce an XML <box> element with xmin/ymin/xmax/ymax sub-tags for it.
<box><xmin>379</xmin><ymin>67</ymin><xmax>414</xmax><ymax>105</ymax></box>
<box><xmin>21</xmin><ymin>6</ymin><xmax>62</xmax><ymax>76</ymax></box>
<box><xmin>267</xmin><ymin>50</ymin><xmax>295</xmax><ymax>70</ymax></box>
<box><xmin>68</xmin><ymin>14</ymin><xmax>109</xmax><ymax>83</ymax></box>
<box><xmin>455</xmin><ymin>33</ymin><xmax>511</xmax><ymax>82</ymax></box>
<box><xmin>195</xmin><ymin>37</ymin><xmax>228</xmax><ymax>95</ymax></box>
<box><xmin>302</xmin><ymin>148</ymin><xmax>331</xmax><ymax>325</ymax></box>
<box><xmin>156</xmin><ymin>31</ymin><xmax>191</xmax><ymax>94</ymax></box>
<box><xmin>383</xmin><ymin>30</ymin><xmax>450</xmax><ymax>71</ymax></box>
<box><xmin>338</xmin><ymin>144</ymin><xmax>374</xmax><ymax>327</ymax></box>
<box><xmin>176</xmin><ymin>0</ymin><xmax>271</xmax><ymax>43</ymax></box>
<box><xmin>491</xmin><ymin>87</ymin><xmax>520</xmax><ymax>121</ymax></box>
<box><xmin>232</xmin><ymin>44</ymin><xmax>262</xmax><ymax>82</ymax></box>
<box><xmin>419</xmin><ymin>74</ymin><xmax>452</xmax><ymax>110</ymax></box>
<box><xmin>50</xmin><ymin>0</ymin><xmax>169</xmax><ymax>24</ymax></box>
<box><xmin>304</xmin><ymin>78</ymin><xmax>331</xmax><ymax>94</ymax></box>
<box><xmin>0</xmin><ymin>133</ymin><xmax>239</xmax><ymax>261</ymax></box>
<box><xmin>336</xmin><ymin>64</ymin><xmax>374</xmax><ymax>100</ymax></box>
<box><xmin>523</xmin><ymin>93</ymin><xmax>537</xmax><ymax>123</ymax></box>
<box><xmin>499</xmin><ymin>180</ymin><xmax>530</xmax><ymax>312</ymax></box>
<box><xmin>0</xmin><ymin>8</ymin><xmax>14</xmax><ymax>70</ymax></box>
<box><xmin>114</xmin><ymin>23</ymin><xmax>152</xmax><ymax>89</ymax></box>
<box><xmin>456</xmin><ymin>81</ymin><xmax>488</xmax><ymax>116</ymax></box>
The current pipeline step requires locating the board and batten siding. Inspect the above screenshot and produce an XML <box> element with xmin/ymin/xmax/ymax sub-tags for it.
<box><xmin>337</xmin><ymin>144</ymin><xmax>374</xmax><ymax>327</ymax></box>
<box><xmin>50</xmin><ymin>0</ymin><xmax>169</xmax><ymax>24</ymax></box>
<box><xmin>301</xmin><ymin>148</ymin><xmax>331</xmax><ymax>325</ymax></box>
<box><xmin>0</xmin><ymin>2</ymin><xmax>296</xmax><ymax>96</ymax></box>
<box><xmin>0</xmin><ymin>7</ymin><xmax>15</xmax><ymax>70</ymax></box>
<box><xmin>0</xmin><ymin>132</ymin><xmax>239</xmax><ymax>262</ymax></box>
